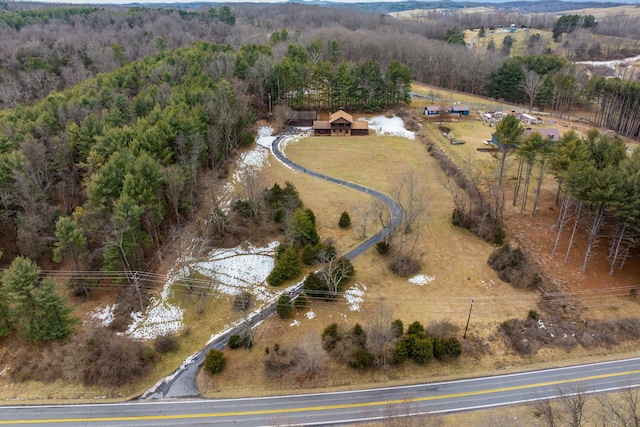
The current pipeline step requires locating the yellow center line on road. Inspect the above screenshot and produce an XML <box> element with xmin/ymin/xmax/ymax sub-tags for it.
<box><xmin>3</xmin><ymin>369</ymin><xmax>640</xmax><ymax>424</ymax></box>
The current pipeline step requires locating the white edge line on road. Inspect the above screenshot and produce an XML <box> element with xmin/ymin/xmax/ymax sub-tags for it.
<box><xmin>4</xmin><ymin>357</ymin><xmax>640</xmax><ymax>410</ymax></box>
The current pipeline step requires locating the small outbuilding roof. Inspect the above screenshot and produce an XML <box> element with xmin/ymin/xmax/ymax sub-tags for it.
<box><xmin>451</xmin><ymin>105</ymin><xmax>469</xmax><ymax>112</ymax></box>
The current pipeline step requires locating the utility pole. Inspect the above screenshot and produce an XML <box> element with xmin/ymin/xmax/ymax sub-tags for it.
<box><xmin>132</xmin><ymin>272</ymin><xmax>143</xmax><ymax>312</ymax></box>
<box><xmin>463</xmin><ymin>298</ymin><xmax>474</xmax><ymax>339</ymax></box>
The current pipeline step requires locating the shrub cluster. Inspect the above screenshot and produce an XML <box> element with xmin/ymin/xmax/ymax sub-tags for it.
<box><xmin>321</xmin><ymin>319</ymin><xmax>461</xmax><ymax>370</ymax></box>
<box><xmin>228</xmin><ymin>333</ymin><xmax>253</xmax><ymax>350</ymax></box>
<box><xmin>267</xmin><ymin>245</ymin><xmax>301</xmax><ymax>286</ymax></box>
<box><xmin>426</xmin><ymin>141</ymin><xmax>504</xmax><ymax>244</ymax></box>
<box><xmin>83</xmin><ymin>328</ymin><xmax>154</xmax><ymax>387</ymax></box>
<box><xmin>321</xmin><ymin>323</ymin><xmax>375</xmax><ymax>369</ymax></box>
<box><xmin>389</xmin><ymin>255</ymin><xmax>421</xmax><ymax>277</ymax></box>
<box><xmin>394</xmin><ymin>321</ymin><xmax>462</xmax><ymax>364</ymax></box>
<box><xmin>154</xmin><ymin>334</ymin><xmax>179</xmax><ymax>354</ymax></box>
<box><xmin>487</xmin><ymin>244</ymin><xmax>541</xmax><ymax>289</ymax></box>
<box><xmin>264</xmin><ymin>182</ymin><xmax>303</xmax><ymax>223</ymax></box>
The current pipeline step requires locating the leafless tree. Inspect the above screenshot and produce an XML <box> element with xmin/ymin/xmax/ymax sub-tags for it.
<box><xmin>598</xmin><ymin>386</ymin><xmax>640</xmax><ymax>427</ymax></box>
<box><xmin>365</xmin><ymin>298</ymin><xmax>397</xmax><ymax>369</ymax></box>
<box><xmin>353</xmin><ymin>201</ymin><xmax>372</xmax><ymax>239</ymax></box>
<box><xmin>393</xmin><ymin>170</ymin><xmax>427</xmax><ymax>235</ymax></box>
<box><xmin>292</xmin><ymin>333</ymin><xmax>326</xmax><ymax>376</ymax></box>
<box><xmin>239</xmin><ymin>165</ymin><xmax>263</xmax><ymax>221</ymax></box>
<box><xmin>318</xmin><ymin>251</ymin><xmax>353</xmax><ymax>298</ymax></box>
<box><xmin>384</xmin><ymin>398</ymin><xmax>444</xmax><ymax>427</ymax></box>
<box><xmin>521</xmin><ymin>70</ymin><xmax>542</xmax><ymax>112</ymax></box>
<box><xmin>557</xmin><ymin>384</ymin><xmax>590</xmax><ymax>427</ymax></box>
<box><xmin>531</xmin><ymin>397</ymin><xmax>559</xmax><ymax>427</ymax></box>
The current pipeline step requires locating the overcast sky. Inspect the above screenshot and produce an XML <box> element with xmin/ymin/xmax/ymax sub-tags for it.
<box><xmin>23</xmin><ymin>0</ymin><xmax>629</xmax><ymax>4</ymax></box>
<box><xmin>27</xmin><ymin>0</ymin><xmax>398</xmax><ymax>4</ymax></box>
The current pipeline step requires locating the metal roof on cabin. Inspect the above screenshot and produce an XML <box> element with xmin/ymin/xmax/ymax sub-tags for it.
<box><xmin>329</xmin><ymin>110</ymin><xmax>354</xmax><ymax>123</ymax></box>
<box><xmin>312</xmin><ymin>120</ymin><xmax>331</xmax><ymax>129</ymax></box>
<box><xmin>291</xmin><ymin>111</ymin><xmax>317</xmax><ymax>120</ymax></box>
<box><xmin>351</xmin><ymin>121</ymin><xmax>369</xmax><ymax>130</ymax></box>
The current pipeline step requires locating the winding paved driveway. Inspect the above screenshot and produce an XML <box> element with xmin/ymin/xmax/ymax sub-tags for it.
<box><xmin>142</xmin><ymin>132</ymin><xmax>403</xmax><ymax>399</ymax></box>
<box><xmin>271</xmin><ymin>134</ymin><xmax>403</xmax><ymax>260</ymax></box>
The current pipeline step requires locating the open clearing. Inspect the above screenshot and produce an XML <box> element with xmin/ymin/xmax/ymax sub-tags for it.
<box><xmin>4</xmin><ymin>86</ymin><xmax>640</xmax><ymax>412</ymax></box>
<box><xmin>197</xmin><ymin>89</ymin><xmax>640</xmax><ymax>404</ymax></box>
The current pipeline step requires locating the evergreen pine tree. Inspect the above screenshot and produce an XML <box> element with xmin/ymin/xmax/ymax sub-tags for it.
<box><xmin>0</xmin><ymin>275</ymin><xmax>12</xmax><ymax>337</ymax></box>
<box><xmin>3</xmin><ymin>257</ymin><xmax>75</xmax><ymax>341</ymax></box>
<box><xmin>339</xmin><ymin>211</ymin><xmax>351</xmax><ymax>228</ymax></box>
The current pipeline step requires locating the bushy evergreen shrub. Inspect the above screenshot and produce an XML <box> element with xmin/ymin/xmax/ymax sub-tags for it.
<box><xmin>267</xmin><ymin>247</ymin><xmax>301</xmax><ymax>286</ymax></box>
<box><xmin>407</xmin><ymin>321</ymin><xmax>425</xmax><ymax>336</ymax></box>
<box><xmin>204</xmin><ymin>349</ymin><xmax>226</xmax><ymax>374</ymax></box>
<box><xmin>228</xmin><ymin>334</ymin><xmax>242</xmax><ymax>349</ymax></box>
<box><xmin>276</xmin><ymin>294</ymin><xmax>293</xmax><ymax>319</ymax></box>
<box><xmin>349</xmin><ymin>349</ymin><xmax>374</xmax><ymax>369</ymax></box>
<box><xmin>411</xmin><ymin>337</ymin><xmax>434</xmax><ymax>364</ymax></box>
<box><xmin>393</xmin><ymin>340</ymin><xmax>409</xmax><ymax>364</ymax></box>
<box><xmin>375</xmin><ymin>241</ymin><xmax>390</xmax><ymax>254</ymax></box>
<box><xmin>338</xmin><ymin>211</ymin><xmax>351</xmax><ymax>228</ymax></box>
<box><xmin>321</xmin><ymin>323</ymin><xmax>340</xmax><ymax>351</ymax></box>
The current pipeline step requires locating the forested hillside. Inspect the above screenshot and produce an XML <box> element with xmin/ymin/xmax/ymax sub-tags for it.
<box><xmin>1</xmin><ymin>0</ymin><xmax>640</xmax><ymax>339</ymax></box>
<box><xmin>0</xmin><ymin>41</ymin><xmax>257</xmax><ymax>286</ymax></box>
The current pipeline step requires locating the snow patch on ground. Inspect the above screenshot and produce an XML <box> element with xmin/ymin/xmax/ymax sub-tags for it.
<box><xmin>277</xmin><ymin>129</ymin><xmax>312</xmax><ymax>154</ymax></box>
<box><xmin>233</xmin><ymin>146</ymin><xmax>270</xmax><ymax>183</ymax></box>
<box><xmin>191</xmin><ymin>242</ymin><xmax>278</xmax><ymax>302</ymax></box>
<box><xmin>87</xmin><ymin>304</ymin><xmax>117</xmax><ymax>327</ymax></box>
<box><xmin>256</xmin><ymin>126</ymin><xmax>276</xmax><ymax>148</ymax></box>
<box><xmin>366</xmin><ymin>116</ymin><xmax>415</xmax><ymax>140</ymax></box>
<box><xmin>577</xmin><ymin>55</ymin><xmax>640</xmax><ymax>70</ymax></box>
<box><xmin>126</xmin><ymin>301</ymin><xmax>184</xmax><ymax>341</ymax></box>
<box><xmin>127</xmin><ymin>241</ymin><xmax>278</xmax><ymax>341</ymax></box>
<box><xmin>408</xmin><ymin>274</ymin><xmax>436</xmax><ymax>286</ymax></box>
<box><xmin>305</xmin><ymin>310</ymin><xmax>316</xmax><ymax>320</ymax></box>
<box><xmin>344</xmin><ymin>283</ymin><xmax>367</xmax><ymax>311</ymax></box>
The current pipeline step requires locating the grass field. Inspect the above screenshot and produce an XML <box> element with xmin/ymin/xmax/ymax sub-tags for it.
<box><xmin>196</xmin><ymin>129</ymin><xmax>546</xmax><ymax>398</ymax></box>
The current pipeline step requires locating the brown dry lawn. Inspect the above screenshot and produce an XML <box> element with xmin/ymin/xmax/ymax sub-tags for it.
<box><xmin>198</xmin><ymin>117</ymin><xmax>640</xmax><ymax>404</ymax></box>
<box><xmin>197</xmin><ymin>130</ymin><xmax>541</xmax><ymax>398</ymax></box>
<box><xmin>5</xmin><ymin>84</ymin><xmax>640</xmax><ymax>413</ymax></box>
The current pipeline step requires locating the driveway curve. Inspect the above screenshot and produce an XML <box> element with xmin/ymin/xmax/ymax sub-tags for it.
<box><xmin>142</xmin><ymin>131</ymin><xmax>403</xmax><ymax>399</ymax></box>
<box><xmin>271</xmin><ymin>134</ymin><xmax>403</xmax><ymax>259</ymax></box>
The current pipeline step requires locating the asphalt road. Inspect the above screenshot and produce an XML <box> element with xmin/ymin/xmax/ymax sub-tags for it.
<box><xmin>3</xmin><ymin>358</ymin><xmax>640</xmax><ymax>425</ymax></box>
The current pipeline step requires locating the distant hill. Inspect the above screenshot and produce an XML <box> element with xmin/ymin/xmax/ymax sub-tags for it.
<box><xmin>295</xmin><ymin>1</ymin><xmax>636</xmax><ymax>15</ymax></box>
